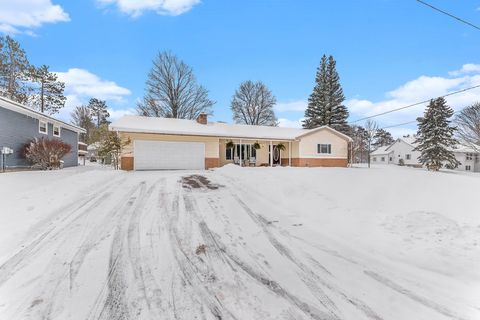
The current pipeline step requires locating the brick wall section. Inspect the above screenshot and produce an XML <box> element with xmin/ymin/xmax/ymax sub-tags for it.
<box><xmin>205</xmin><ymin>158</ymin><xmax>219</xmax><ymax>169</ymax></box>
<box><xmin>282</xmin><ymin>158</ymin><xmax>348</xmax><ymax>167</ymax></box>
<box><xmin>121</xmin><ymin>156</ymin><xmax>134</xmax><ymax>171</ymax></box>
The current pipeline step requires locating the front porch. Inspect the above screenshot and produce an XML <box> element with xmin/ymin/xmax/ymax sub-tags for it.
<box><xmin>219</xmin><ymin>138</ymin><xmax>294</xmax><ymax>167</ymax></box>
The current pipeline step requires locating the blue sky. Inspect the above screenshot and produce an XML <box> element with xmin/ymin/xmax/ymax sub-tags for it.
<box><xmin>2</xmin><ymin>0</ymin><xmax>480</xmax><ymax>136</ymax></box>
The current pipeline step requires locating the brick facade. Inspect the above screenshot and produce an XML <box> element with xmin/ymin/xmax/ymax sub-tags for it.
<box><xmin>121</xmin><ymin>156</ymin><xmax>134</xmax><ymax>171</ymax></box>
<box><xmin>205</xmin><ymin>158</ymin><xmax>219</xmax><ymax>169</ymax></box>
<box><xmin>282</xmin><ymin>158</ymin><xmax>348</xmax><ymax>167</ymax></box>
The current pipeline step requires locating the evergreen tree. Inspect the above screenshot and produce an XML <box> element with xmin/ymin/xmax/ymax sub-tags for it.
<box><xmin>28</xmin><ymin>65</ymin><xmax>66</xmax><ymax>114</ymax></box>
<box><xmin>303</xmin><ymin>55</ymin><xmax>349</xmax><ymax>134</ymax></box>
<box><xmin>414</xmin><ymin>97</ymin><xmax>459</xmax><ymax>171</ymax></box>
<box><xmin>373</xmin><ymin>128</ymin><xmax>395</xmax><ymax>148</ymax></box>
<box><xmin>0</xmin><ymin>36</ymin><xmax>31</xmax><ymax>104</ymax></box>
<box><xmin>88</xmin><ymin>98</ymin><xmax>110</xmax><ymax>127</ymax></box>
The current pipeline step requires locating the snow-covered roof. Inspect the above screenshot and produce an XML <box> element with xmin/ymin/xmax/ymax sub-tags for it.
<box><xmin>109</xmin><ymin>115</ymin><xmax>353</xmax><ymax>141</ymax></box>
<box><xmin>371</xmin><ymin>146</ymin><xmax>393</xmax><ymax>155</ymax></box>
<box><xmin>0</xmin><ymin>96</ymin><xmax>86</xmax><ymax>134</ymax></box>
<box><xmin>450</xmin><ymin>144</ymin><xmax>480</xmax><ymax>153</ymax></box>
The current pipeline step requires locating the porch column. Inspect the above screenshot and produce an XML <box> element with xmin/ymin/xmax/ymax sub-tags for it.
<box><xmin>270</xmin><ymin>140</ymin><xmax>273</xmax><ymax>167</ymax></box>
<box><xmin>240</xmin><ymin>139</ymin><xmax>243</xmax><ymax>167</ymax></box>
<box><xmin>289</xmin><ymin>141</ymin><xmax>292</xmax><ymax>166</ymax></box>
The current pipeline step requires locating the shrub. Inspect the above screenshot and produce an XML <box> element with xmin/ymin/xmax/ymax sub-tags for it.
<box><xmin>398</xmin><ymin>158</ymin><xmax>405</xmax><ymax>166</ymax></box>
<box><xmin>23</xmin><ymin>138</ymin><xmax>72</xmax><ymax>170</ymax></box>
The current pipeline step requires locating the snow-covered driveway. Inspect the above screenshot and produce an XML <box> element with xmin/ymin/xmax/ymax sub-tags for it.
<box><xmin>0</xmin><ymin>165</ymin><xmax>479</xmax><ymax>320</ymax></box>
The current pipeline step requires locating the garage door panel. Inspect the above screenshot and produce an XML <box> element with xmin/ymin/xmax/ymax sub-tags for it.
<box><xmin>134</xmin><ymin>140</ymin><xmax>205</xmax><ymax>170</ymax></box>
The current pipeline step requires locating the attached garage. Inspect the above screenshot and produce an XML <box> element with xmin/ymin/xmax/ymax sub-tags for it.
<box><xmin>134</xmin><ymin>140</ymin><xmax>205</xmax><ymax>170</ymax></box>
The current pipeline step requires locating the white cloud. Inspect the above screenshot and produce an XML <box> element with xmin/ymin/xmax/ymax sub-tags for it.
<box><xmin>449</xmin><ymin>63</ymin><xmax>480</xmax><ymax>76</ymax></box>
<box><xmin>347</xmin><ymin>67</ymin><xmax>480</xmax><ymax>135</ymax></box>
<box><xmin>54</xmin><ymin>68</ymin><xmax>132</xmax><ymax>122</ymax></box>
<box><xmin>0</xmin><ymin>0</ymin><xmax>69</xmax><ymax>34</ymax></box>
<box><xmin>97</xmin><ymin>0</ymin><xmax>201</xmax><ymax>17</ymax></box>
<box><xmin>278</xmin><ymin>118</ymin><xmax>303</xmax><ymax>128</ymax></box>
<box><xmin>56</xmin><ymin>68</ymin><xmax>131</xmax><ymax>101</ymax></box>
<box><xmin>108</xmin><ymin>107</ymin><xmax>136</xmax><ymax>121</ymax></box>
<box><xmin>275</xmin><ymin>100</ymin><xmax>308</xmax><ymax>112</ymax></box>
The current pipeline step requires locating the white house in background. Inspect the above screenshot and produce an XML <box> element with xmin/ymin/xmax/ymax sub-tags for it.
<box><xmin>451</xmin><ymin>145</ymin><xmax>480</xmax><ymax>172</ymax></box>
<box><xmin>370</xmin><ymin>136</ymin><xmax>480</xmax><ymax>172</ymax></box>
<box><xmin>370</xmin><ymin>146</ymin><xmax>394</xmax><ymax>164</ymax></box>
<box><xmin>384</xmin><ymin>136</ymin><xmax>422</xmax><ymax>167</ymax></box>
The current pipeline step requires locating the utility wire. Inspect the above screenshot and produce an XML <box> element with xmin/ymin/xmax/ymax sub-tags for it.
<box><xmin>416</xmin><ymin>0</ymin><xmax>480</xmax><ymax>31</ymax></box>
<box><xmin>350</xmin><ymin>84</ymin><xmax>480</xmax><ymax>124</ymax></box>
<box><xmin>379</xmin><ymin>110</ymin><xmax>460</xmax><ymax>130</ymax></box>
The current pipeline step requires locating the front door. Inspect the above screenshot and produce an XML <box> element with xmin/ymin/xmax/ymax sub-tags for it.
<box><xmin>268</xmin><ymin>145</ymin><xmax>281</xmax><ymax>166</ymax></box>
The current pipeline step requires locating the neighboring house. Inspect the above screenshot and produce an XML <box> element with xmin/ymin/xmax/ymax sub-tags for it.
<box><xmin>109</xmin><ymin>114</ymin><xmax>353</xmax><ymax>171</ymax></box>
<box><xmin>383</xmin><ymin>136</ymin><xmax>422</xmax><ymax>167</ymax></box>
<box><xmin>451</xmin><ymin>144</ymin><xmax>480</xmax><ymax>172</ymax></box>
<box><xmin>370</xmin><ymin>136</ymin><xmax>480</xmax><ymax>172</ymax></box>
<box><xmin>370</xmin><ymin>146</ymin><xmax>394</xmax><ymax>164</ymax></box>
<box><xmin>0</xmin><ymin>96</ymin><xmax>86</xmax><ymax>169</ymax></box>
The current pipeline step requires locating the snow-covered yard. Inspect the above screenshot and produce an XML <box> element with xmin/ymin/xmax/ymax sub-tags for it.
<box><xmin>0</xmin><ymin>165</ymin><xmax>479</xmax><ymax>320</ymax></box>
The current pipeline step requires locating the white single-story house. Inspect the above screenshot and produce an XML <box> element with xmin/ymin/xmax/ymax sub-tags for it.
<box><xmin>109</xmin><ymin>114</ymin><xmax>353</xmax><ymax>171</ymax></box>
<box><xmin>370</xmin><ymin>136</ymin><xmax>480</xmax><ymax>172</ymax></box>
<box><xmin>370</xmin><ymin>146</ymin><xmax>394</xmax><ymax>164</ymax></box>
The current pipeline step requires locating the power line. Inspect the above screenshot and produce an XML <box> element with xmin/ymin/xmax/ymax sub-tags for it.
<box><xmin>379</xmin><ymin>110</ymin><xmax>460</xmax><ymax>130</ymax></box>
<box><xmin>350</xmin><ymin>84</ymin><xmax>480</xmax><ymax>124</ymax></box>
<box><xmin>416</xmin><ymin>0</ymin><xmax>480</xmax><ymax>31</ymax></box>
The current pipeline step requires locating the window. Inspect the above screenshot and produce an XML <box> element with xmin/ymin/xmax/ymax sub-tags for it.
<box><xmin>373</xmin><ymin>157</ymin><xmax>377</xmax><ymax>162</ymax></box>
<box><xmin>381</xmin><ymin>157</ymin><xmax>385</xmax><ymax>162</ymax></box>
<box><xmin>317</xmin><ymin>144</ymin><xmax>331</xmax><ymax>154</ymax></box>
<box><xmin>466</xmin><ymin>165</ymin><xmax>471</xmax><ymax>171</ymax></box>
<box><xmin>466</xmin><ymin>153</ymin><xmax>473</xmax><ymax>161</ymax></box>
<box><xmin>226</xmin><ymin>147</ymin><xmax>233</xmax><ymax>160</ymax></box>
<box><xmin>406</xmin><ymin>154</ymin><xmax>411</xmax><ymax>160</ymax></box>
<box><xmin>53</xmin><ymin>125</ymin><xmax>61</xmax><ymax>137</ymax></box>
<box><xmin>39</xmin><ymin>121</ymin><xmax>47</xmax><ymax>134</ymax></box>
<box><xmin>389</xmin><ymin>157</ymin><xmax>393</xmax><ymax>161</ymax></box>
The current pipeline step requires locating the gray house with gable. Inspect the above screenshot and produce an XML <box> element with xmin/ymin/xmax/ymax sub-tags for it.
<box><xmin>0</xmin><ymin>96</ymin><xmax>86</xmax><ymax>169</ymax></box>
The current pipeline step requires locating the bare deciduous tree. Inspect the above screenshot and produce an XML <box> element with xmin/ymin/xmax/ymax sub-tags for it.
<box><xmin>364</xmin><ymin>120</ymin><xmax>378</xmax><ymax>168</ymax></box>
<box><xmin>137</xmin><ymin>51</ymin><xmax>214</xmax><ymax>119</ymax></box>
<box><xmin>231</xmin><ymin>80</ymin><xmax>278</xmax><ymax>126</ymax></box>
<box><xmin>455</xmin><ymin>103</ymin><xmax>480</xmax><ymax>151</ymax></box>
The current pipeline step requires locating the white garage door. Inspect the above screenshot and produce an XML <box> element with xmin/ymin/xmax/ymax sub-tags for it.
<box><xmin>134</xmin><ymin>140</ymin><xmax>205</xmax><ymax>170</ymax></box>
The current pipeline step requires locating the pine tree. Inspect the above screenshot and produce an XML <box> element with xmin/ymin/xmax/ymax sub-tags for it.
<box><xmin>303</xmin><ymin>55</ymin><xmax>349</xmax><ymax>134</ymax></box>
<box><xmin>373</xmin><ymin>128</ymin><xmax>395</xmax><ymax>148</ymax></box>
<box><xmin>28</xmin><ymin>65</ymin><xmax>66</xmax><ymax>115</ymax></box>
<box><xmin>0</xmin><ymin>36</ymin><xmax>31</xmax><ymax>104</ymax></box>
<box><xmin>414</xmin><ymin>97</ymin><xmax>460</xmax><ymax>171</ymax></box>
<box><xmin>88</xmin><ymin>98</ymin><xmax>110</xmax><ymax>127</ymax></box>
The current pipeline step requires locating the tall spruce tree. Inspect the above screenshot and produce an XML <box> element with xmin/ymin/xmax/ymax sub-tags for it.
<box><xmin>303</xmin><ymin>55</ymin><xmax>349</xmax><ymax>134</ymax></box>
<box><xmin>28</xmin><ymin>65</ymin><xmax>66</xmax><ymax>114</ymax></box>
<box><xmin>0</xmin><ymin>36</ymin><xmax>31</xmax><ymax>104</ymax></box>
<box><xmin>414</xmin><ymin>97</ymin><xmax>459</xmax><ymax>171</ymax></box>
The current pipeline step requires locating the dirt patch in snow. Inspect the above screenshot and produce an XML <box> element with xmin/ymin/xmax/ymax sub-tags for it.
<box><xmin>181</xmin><ymin>175</ymin><xmax>222</xmax><ymax>190</ymax></box>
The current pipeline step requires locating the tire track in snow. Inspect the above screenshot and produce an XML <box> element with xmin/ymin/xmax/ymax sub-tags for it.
<box><xmin>364</xmin><ymin>271</ymin><xmax>468</xmax><ymax>320</ymax></box>
<box><xmin>180</xmin><ymin>177</ymin><xmax>334</xmax><ymax>320</ymax></box>
<box><xmin>0</xmin><ymin>176</ymin><xmax>127</xmax><ymax>286</ymax></box>
<box><xmin>164</xmin><ymin>184</ymin><xmax>238</xmax><ymax>320</ymax></box>
<box><xmin>215</xmin><ymin>172</ymin><xmax>385</xmax><ymax>320</ymax></box>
